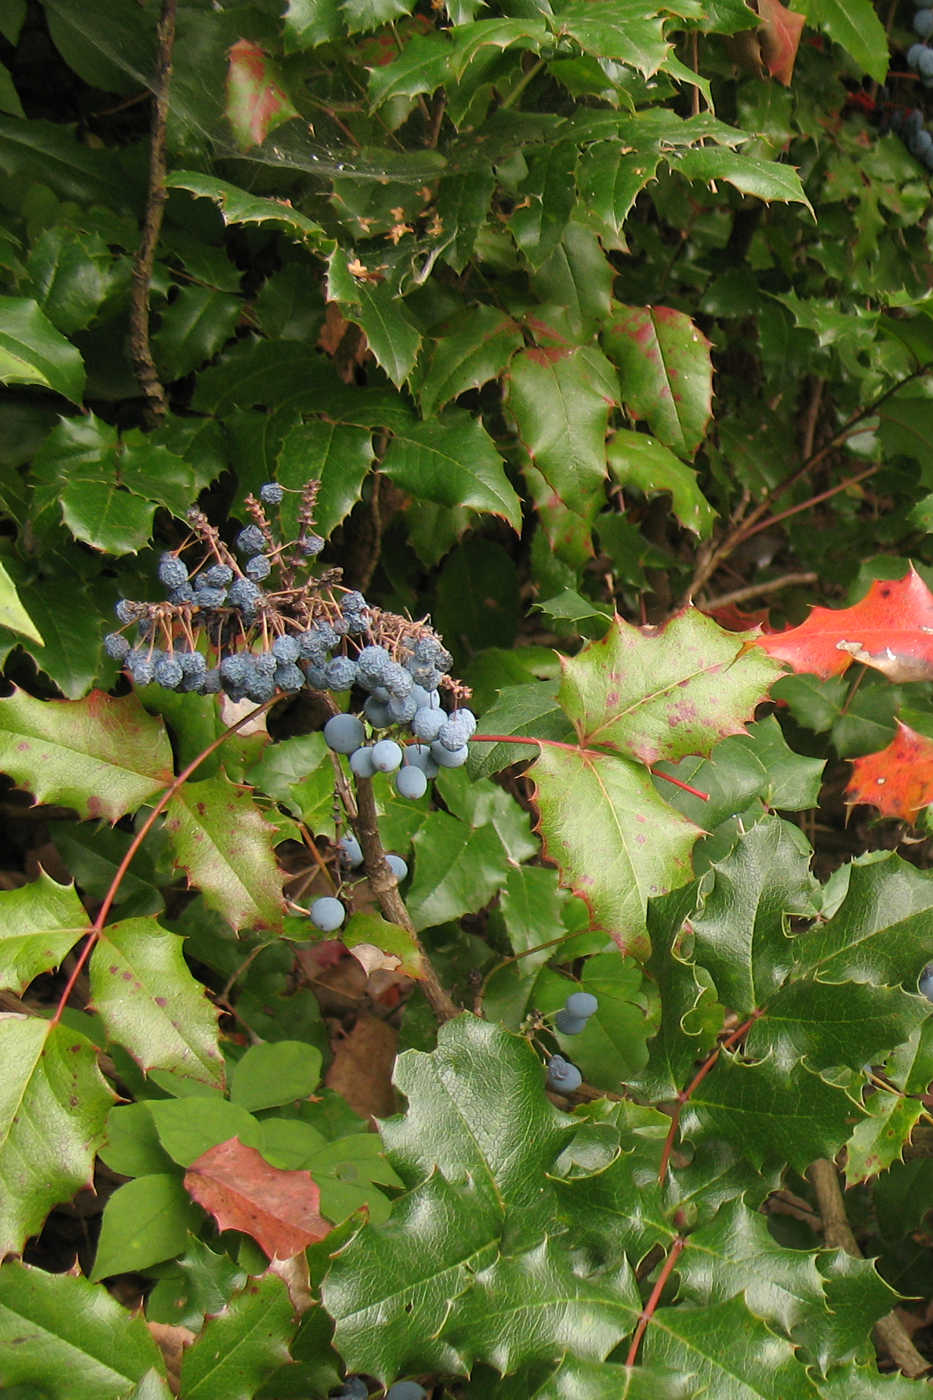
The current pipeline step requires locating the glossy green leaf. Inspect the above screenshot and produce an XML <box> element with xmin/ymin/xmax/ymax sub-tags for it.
<box><xmin>603</xmin><ymin>305</ymin><xmax>713</xmax><ymax>459</ymax></box>
<box><xmin>550</xmin><ymin>1</ymin><xmax>667</xmax><ymax>75</ymax></box>
<box><xmin>606</xmin><ymin>429</ymin><xmax>716</xmax><ymax>537</ymax></box>
<box><xmin>508</xmin><ymin>346</ymin><xmax>616</xmax><ymax>523</ymax></box>
<box><xmin>0</xmin><ymin>1262</ymin><xmax>166</xmax><ymax>1398</ymax></box>
<box><xmin>149</xmin><ymin>1097</ymin><xmax>260</xmax><ymax>1167</ymax></box>
<box><xmin>674</xmin><ymin>147</ymin><xmax>813</xmax><ymax>211</ymax></box>
<box><xmin>164</xmin><ymin>774</ymin><xmax>285</xmax><ymax>933</ymax></box>
<box><xmin>0</xmin><ymin>557</ymin><xmax>42</xmax><ymax>645</ymax></box>
<box><xmin>283</xmin><ymin>0</ymin><xmax>342</xmax><ymax>49</ymax></box>
<box><xmin>168</xmin><ymin>171</ymin><xmax>332</xmax><ymax>245</ymax></box>
<box><xmin>406</xmin><ymin>809</ymin><xmax>511</xmax><ymax>930</ymax></box>
<box><xmin>327</xmin><ymin>248</ymin><xmax>421</xmax><ymax>387</ymax></box>
<box><xmin>0</xmin><ymin>295</ymin><xmax>84</xmax><ymax>403</ymax></box>
<box><xmin>0</xmin><ymin>870</ymin><xmax>87</xmax><ymax>994</ymax></box>
<box><xmin>0</xmin><ymin>687</ymin><xmax>173</xmax><ymax>821</ymax></box>
<box><xmin>277</xmin><ymin>419</ymin><xmax>375</xmax><ymax>538</ymax></box>
<box><xmin>89</xmin><ymin>917</ymin><xmax>225</xmax><ymax>1089</ymax></box>
<box><xmin>380</xmin><ymin>408</ymin><xmax>522</xmax><ymax>530</ymax></box>
<box><xmin>90</xmin><ymin>1173</ymin><xmax>201</xmax><ymax>1282</ymax></box>
<box><xmin>0</xmin><ymin>1019</ymin><xmax>111</xmax><ymax>1256</ymax></box>
<box><xmin>153</xmin><ymin>285</ymin><xmax>242</xmax><ymax>382</ymax></box>
<box><xmin>179</xmin><ymin>1272</ymin><xmax>295</xmax><ymax>1400</ymax></box>
<box><xmin>576</xmin><ymin>147</ymin><xmax>660</xmax><ymax>242</ymax></box>
<box><xmin>804</xmin><ymin>0</ymin><xmax>889</xmax><ymax>84</ymax></box>
<box><xmin>414</xmin><ymin>304</ymin><xmax>523</xmax><ymax>416</ymax></box>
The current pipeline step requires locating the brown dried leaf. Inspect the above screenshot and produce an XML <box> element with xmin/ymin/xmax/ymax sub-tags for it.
<box><xmin>185</xmin><ymin>1137</ymin><xmax>332</xmax><ymax>1259</ymax></box>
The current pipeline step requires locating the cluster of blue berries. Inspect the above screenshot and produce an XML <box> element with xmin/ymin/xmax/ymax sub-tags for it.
<box><xmin>332</xmin><ymin>1378</ymin><xmax>425</xmax><ymax>1399</ymax></box>
<box><xmin>308</xmin><ymin>844</ymin><xmax>410</xmax><ymax>933</ymax></box>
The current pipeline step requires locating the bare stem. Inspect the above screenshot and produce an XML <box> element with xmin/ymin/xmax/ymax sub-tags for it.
<box><xmin>129</xmin><ymin>0</ymin><xmax>176</xmax><ymax>423</ymax></box>
<box><xmin>625</xmin><ymin>1236</ymin><xmax>686</xmax><ymax>1365</ymax></box>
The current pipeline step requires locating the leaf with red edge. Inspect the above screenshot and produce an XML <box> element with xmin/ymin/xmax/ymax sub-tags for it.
<box><xmin>846</xmin><ymin>722</ymin><xmax>933</xmax><ymax>822</ymax></box>
<box><xmin>754</xmin><ymin>567</ymin><xmax>933</xmax><ymax>682</ymax></box>
<box><xmin>184</xmin><ymin>1136</ymin><xmax>332</xmax><ymax>1260</ymax></box>
<box><xmin>757</xmin><ymin>0</ymin><xmax>806</xmax><ymax>85</ymax></box>
<box><xmin>557</xmin><ymin>610</ymin><xmax>780</xmax><ymax>765</ymax></box>
<box><xmin>225</xmin><ymin>40</ymin><xmax>300</xmax><ymax>152</ymax></box>
<box><xmin>602</xmin><ymin>305</ymin><xmax>713</xmax><ymax>459</ymax></box>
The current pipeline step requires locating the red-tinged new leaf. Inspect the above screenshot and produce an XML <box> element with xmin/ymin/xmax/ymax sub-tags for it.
<box><xmin>164</xmin><ymin>774</ymin><xmax>285</xmax><ymax>932</ymax></box>
<box><xmin>225</xmin><ymin>40</ymin><xmax>300</xmax><ymax>152</ymax></box>
<box><xmin>602</xmin><ymin>305</ymin><xmax>713</xmax><ymax>459</ymax></box>
<box><xmin>846</xmin><ymin>721</ymin><xmax>933</xmax><ymax>821</ymax></box>
<box><xmin>757</xmin><ymin>0</ymin><xmax>806</xmax><ymax>85</ymax></box>
<box><xmin>531</xmin><ymin>745</ymin><xmax>700</xmax><ymax>956</ymax></box>
<box><xmin>89</xmin><ymin>917</ymin><xmax>225</xmax><ymax>1090</ymax></box>
<box><xmin>184</xmin><ymin>1137</ymin><xmax>332</xmax><ymax>1259</ymax></box>
<box><xmin>0</xmin><ymin>687</ymin><xmax>173</xmax><ymax>822</ymax></box>
<box><xmin>0</xmin><ymin>1018</ymin><xmax>112</xmax><ymax>1257</ymax></box>
<box><xmin>558</xmin><ymin>610</ymin><xmax>780</xmax><ymax>765</ymax></box>
<box><xmin>754</xmin><ymin>567</ymin><xmax>933</xmax><ymax>681</ymax></box>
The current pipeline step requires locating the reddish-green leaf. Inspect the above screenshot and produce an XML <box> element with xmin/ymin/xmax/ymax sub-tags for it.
<box><xmin>0</xmin><ymin>687</ymin><xmax>173</xmax><ymax>822</ymax></box>
<box><xmin>184</xmin><ymin>1136</ymin><xmax>332</xmax><ymax>1259</ymax></box>
<box><xmin>556</xmin><ymin>611</ymin><xmax>779</xmax><ymax>764</ymax></box>
<box><xmin>0</xmin><ymin>1018</ymin><xmax>112</xmax><ymax>1256</ymax></box>
<box><xmin>164</xmin><ymin>774</ymin><xmax>285</xmax><ymax>933</ymax></box>
<box><xmin>757</xmin><ymin>0</ymin><xmax>806</xmax><ymax>85</ymax></box>
<box><xmin>755</xmin><ymin>567</ymin><xmax>933</xmax><ymax>681</ymax></box>
<box><xmin>0</xmin><ymin>870</ymin><xmax>87</xmax><ymax>994</ymax></box>
<box><xmin>602</xmin><ymin>305</ymin><xmax>713</xmax><ymax>459</ymax></box>
<box><xmin>89</xmin><ymin>916</ymin><xmax>225</xmax><ymax>1089</ymax></box>
<box><xmin>531</xmin><ymin>745</ymin><xmax>699</xmax><ymax>956</ymax></box>
<box><xmin>224</xmin><ymin>39</ymin><xmax>299</xmax><ymax>151</ymax></box>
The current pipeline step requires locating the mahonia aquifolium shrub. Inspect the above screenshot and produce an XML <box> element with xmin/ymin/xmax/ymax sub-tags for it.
<box><xmin>106</xmin><ymin>481</ymin><xmax>477</xmax><ymax>933</ymax></box>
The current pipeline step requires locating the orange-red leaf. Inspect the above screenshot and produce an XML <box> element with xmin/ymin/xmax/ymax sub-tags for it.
<box><xmin>757</xmin><ymin>0</ymin><xmax>806</xmax><ymax>86</ymax></box>
<box><xmin>754</xmin><ymin>567</ymin><xmax>933</xmax><ymax>682</ymax></box>
<box><xmin>185</xmin><ymin>1137</ymin><xmax>332</xmax><ymax>1259</ymax></box>
<box><xmin>847</xmin><ymin>722</ymin><xmax>933</xmax><ymax>822</ymax></box>
<box><xmin>225</xmin><ymin>40</ymin><xmax>300</xmax><ymax>152</ymax></box>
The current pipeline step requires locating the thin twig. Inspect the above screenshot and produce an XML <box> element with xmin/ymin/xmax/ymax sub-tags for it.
<box><xmin>700</xmin><ymin>571</ymin><xmax>818</xmax><ymax>611</ymax></box>
<box><xmin>129</xmin><ymin>0</ymin><xmax>176</xmax><ymax>424</ymax></box>
<box><xmin>626</xmin><ymin>1236</ymin><xmax>686</xmax><ymax>1365</ymax></box>
<box><xmin>808</xmin><ymin>1158</ymin><xmax>929</xmax><ymax>1378</ymax></box>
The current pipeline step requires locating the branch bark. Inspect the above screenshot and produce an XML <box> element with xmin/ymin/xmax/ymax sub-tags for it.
<box><xmin>129</xmin><ymin>0</ymin><xmax>176</xmax><ymax>423</ymax></box>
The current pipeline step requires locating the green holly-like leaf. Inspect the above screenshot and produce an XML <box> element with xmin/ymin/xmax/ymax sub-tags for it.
<box><xmin>606</xmin><ymin>429</ymin><xmax>717</xmax><ymax>538</ymax></box>
<box><xmin>550</xmin><ymin>0</ymin><xmax>668</xmax><ymax>75</ymax></box>
<box><xmin>555</xmin><ymin>610</ymin><xmax>779</xmax><ymax>764</ymax></box>
<box><xmin>0</xmin><ymin>687</ymin><xmax>173</xmax><ymax>822</ymax></box>
<box><xmin>443</xmin><ymin>1237</ymin><xmax>640</xmax><ymax>1373</ymax></box>
<box><xmin>406</xmin><ymin>808</ymin><xmax>513</xmax><ymax>931</ymax></box>
<box><xmin>276</xmin><ymin>419</ymin><xmax>375</xmax><ymax>539</ymax></box>
<box><xmin>0</xmin><ymin>294</ymin><xmax>85</xmax><ymax>403</ymax></box>
<box><xmin>88</xmin><ymin>916</ymin><xmax>225</xmax><ymax>1089</ymax></box>
<box><xmin>603</xmin><ymin>305</ymin><xmax>713</xmax><ymax>459</ymax></box>
<box><xmin>164</xmin><ymin>774</ymin><xmax>285</xmax><ymax>933</ymax></box>
<box><xmin>689</xmin><ymin>817</ymin><xmax>819</xmax><ymax>1016</ymax></box>
<box><xmin>179</xmin><ymin>1271</ymin><xmax>296</xmax><ymax>1400</ymax></box>
<box><xmin>0</xmin><ymin>1261</ymin><xmax>167</xmax><ymax>1397</ymax></box>
<box><xmin>380</xmin><ymin>408</ymin><xmax>523</xmax><ymax>532</ymax></box>
<box><xmin>0</xmin><ymin>556</ymin><xmax>42</xmax><ymax>644</ymax></box>
<box><xmin>801</xmin><ymin>1250</ymin><xmax>902</xmax><ymax>1373</ymax></box>
<box><xmin>327</xmin><ymin>247</ymin><xmax>421</xmax><ymax>387</ymax></box>
<box><xmin>152</xmin><ymin>285</ymin><xmax>242</xmax><ymax>383</ymax></box>
<box><xmin>414</xmin><ymin>304</ymin><xmax>524</xmax><ymax>417</ymax></box>
<box><xmin>508</xmin><ymin>345</ymin><xmax>617</xmax><ymax>527</ymax></box>
<box><xmin>530</xmin><ymin>743</ymin><xmax>700</xmax><ymax>955</ymax></box>
<box><xmin>671</xmin><ymin>147</ymin><xmax>813</xmax><ymax>212</ymax></box>
<box><xmin>0</xmin><ymin>870</ymin><xmax>87</xmax><ymax>993</ymax></box>
<box><xmin>168</xmin><ymin>171</ymin><xmax>332</xmax><ymax>246</ymax></box>
<box><xmin>0</xmin><ymin>1018</ymin><xmax>112</xmax><ymax>1256</ymax></box>
<box><xmin>805</xmin><ymin>0</ymin><xmax>889</xmax><ymax>85</ymax></box>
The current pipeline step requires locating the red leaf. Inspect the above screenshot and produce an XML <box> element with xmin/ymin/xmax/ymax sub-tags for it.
<box><xmin>185</xmin><ymin>1137</ymin><xmax>332</xmax><ymax>1259</ymax></box>
<box><xmin>225</xmin><ymin>40</ymin><xmax>300</xmax><ymax>152</ymax></box>
<box><xmin>846</xmin><ymin>722</ymin><xmax>933</xmax><ymax>822</ymax></box>
<box><xmin>753</xmin><ymin>567</ymin><xmax>933</xmax><ymax>682</ymax></box>
<box><xmin>702</xmin><ymin>602</ymin><xmax>770</xmax><ymax>633</ymax></box>
<box><xmin>757</xmin><ymin>0</ymin><xmax>806</xmax><ymax>86</ymax></box>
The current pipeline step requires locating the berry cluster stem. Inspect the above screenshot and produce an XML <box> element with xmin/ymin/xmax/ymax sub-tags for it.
<box><xmin>352</xmin><ymin>774</ymin><xmax>458</xmax><ymax>1023</ymax></box>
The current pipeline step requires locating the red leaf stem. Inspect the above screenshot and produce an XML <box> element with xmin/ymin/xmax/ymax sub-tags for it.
<box><xmin>625</xmin><ymin>1234</ymin><xmax>687</xmax><ymax>1366</ymax></box>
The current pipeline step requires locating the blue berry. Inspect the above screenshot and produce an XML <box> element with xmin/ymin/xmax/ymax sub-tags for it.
<box><xmin>115</xmin><ymin>599</ymin><xmax>142</xmax><ymax>624</ymax></box>
<box><xmin>228</xmin><ymin>577</ymin><xmax>262</xmax><ymax>616</ymax></box>
<box><xmin>385</xmin><ymin>1383</ymin><xmax>426</xmax><ymax>1400</ymax></box>
<box><xmin>388</xmin><ymin>693</ymin><xmax>418</xmax><ymax>723</ymax></box>
<box><xmin>372</xmin><ymin>739</ymin><xmax>403</xmax><ymax>773</ymax></box>
<box><xmin>554</xmin><ymin>1012</ymin><xmax>588</xmax><ymax>1035</ymax></box>
<box><xmin>220</xmin><ymin>653</ymin><xmax>250</xmax><ymax>689</ymax></box>
<box><xmin>915</xmin><ymin>9</ymin><xmax>933</xmax><ymax>38</ymax></box>
<box><xmin>331</xmin><ymin>1379</ymin><xmax>368</xmax><ymax>1400</ymax></box>
<box><xmin>395</xmin><ymin>766</ymin><xmax>428</xmax><ymax>799</ymax></box>
<box><xmin>412</xmin><ymin>708</ymin><xmax>446</xmax><ymax>742</ymax></box>
<box><xmin>349</xmin><ymin>746</ymin><xmax>376</xmax><ymax>778</ymax></box>
<box><xmin>356</xmin><ymin>646</ymin><xmax>392</xmax><ymax>687</ymax></box>
<box><xmin>154</xmin><ymin>655</ymin><xmax>184</xmax><ymax>690</ymax></box>
<box><xmin>430</xmin><ymin>740</ymin><xmax>469</xmax><ymax>768</ymax></box>
<box><xmin>246</xmin><ymin>554</ymin><xmax>272</xmax><ymax>580</ymax></box>
<box><xmin>326</xmin><ymin>657</ymin><xmax>358</xmax><ymax>691</ymax></box>
<box><xmin>201</xmin><ymin>668</ymin><xmax>222</xmax><ymax>694</ymax></box>
<box><xmin>339</xmin><ymin>834</ymin><xmax>364</xmax><ymax>868</ymax></box>
<box><xmin>565</xmin><ymin>992</ymin><xmax>598</xmax><ymax>1019</ymax></box>
<box><xmin>300</xmin><ymin>534</ymin><xmax>325</xmax><ymax>556</ymax></box>
<box><xmin>403</xmin><ymin>744</ymin><xmax>439</xmax><ymax>779</ymax></box>
<box><xmin>203</xmin><ymin>563</ymin><xmax>233</xmax><ymax>588</ymax></box>
<box><xmin>385</xmin><ymin>853</ymin><xmax>408</xmax><ymax>881</ymax></box>
<box><xmin>104</xmin><ymin>632</ymin><xmax>130</xmax><ymax>661</ymax></box>
<box><xmin>324</xmin><ymin>713</ymin><xmax>365</xmax><ymax>754</ymax></box>
<box><xmin>193</xmin><ymin>586</ymin><xmax>227</xmax><ymax>610</ymax></box>
<box><xmin>236</xmin><ymin>524</ymin><xmax>266</xmax><ymax>556</ymax></box>
<box><xmin>919</xmin><ymin>963</ymin><xmax>933</xmax><ymax>1002</ymax></box>
<box><xmin>169</xmin><ymin>582</ymin><xmax>195</xmax><ymax>605</ymax></box>
<box><xmin>260</xmin><ymin>481</ymin><xmax>285</xmax><ymax>504</ymax></box>
<box><xmin>546</xmin><ymin>1055</ymin><xmax>582</xmax><ymax>1093</ymax></box>
<box><xmin>908</xmin><ymin>41</ymin><xmax>927</xmax><ymax>68</ymax></box>
<box><xmin>158</xmin><ymin>554</ymin><xmax>188</xmax><ymax>589</ymax></box>
<box><xmin>363</xmin><ymin>696</ymin><xmax>391</xmax><ymax>729</ymax></box>
<box><xmin>310</xmin><ymin>896</ymin><xmax>345</xmax><ymax>932</ymax></box>
<box><xmin>272</xmin><ymin>634</ymin><xmax>300</xmax><ymax>663</ymax></box>
<box><xmin>274</xmin><ymin>661</ymin><xmax>306</xmax><ymax>692</ymax></box>
<box><xmin>127</xmin><ymin>649</ymin><xmax>155</xmax><ymax>686</ymax></box>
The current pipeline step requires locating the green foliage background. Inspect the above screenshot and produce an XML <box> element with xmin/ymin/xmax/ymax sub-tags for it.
<box><xmin>4</xmin><ymin>0</ymin><xmax>933</xmax><ymax>1395</ymax></box>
